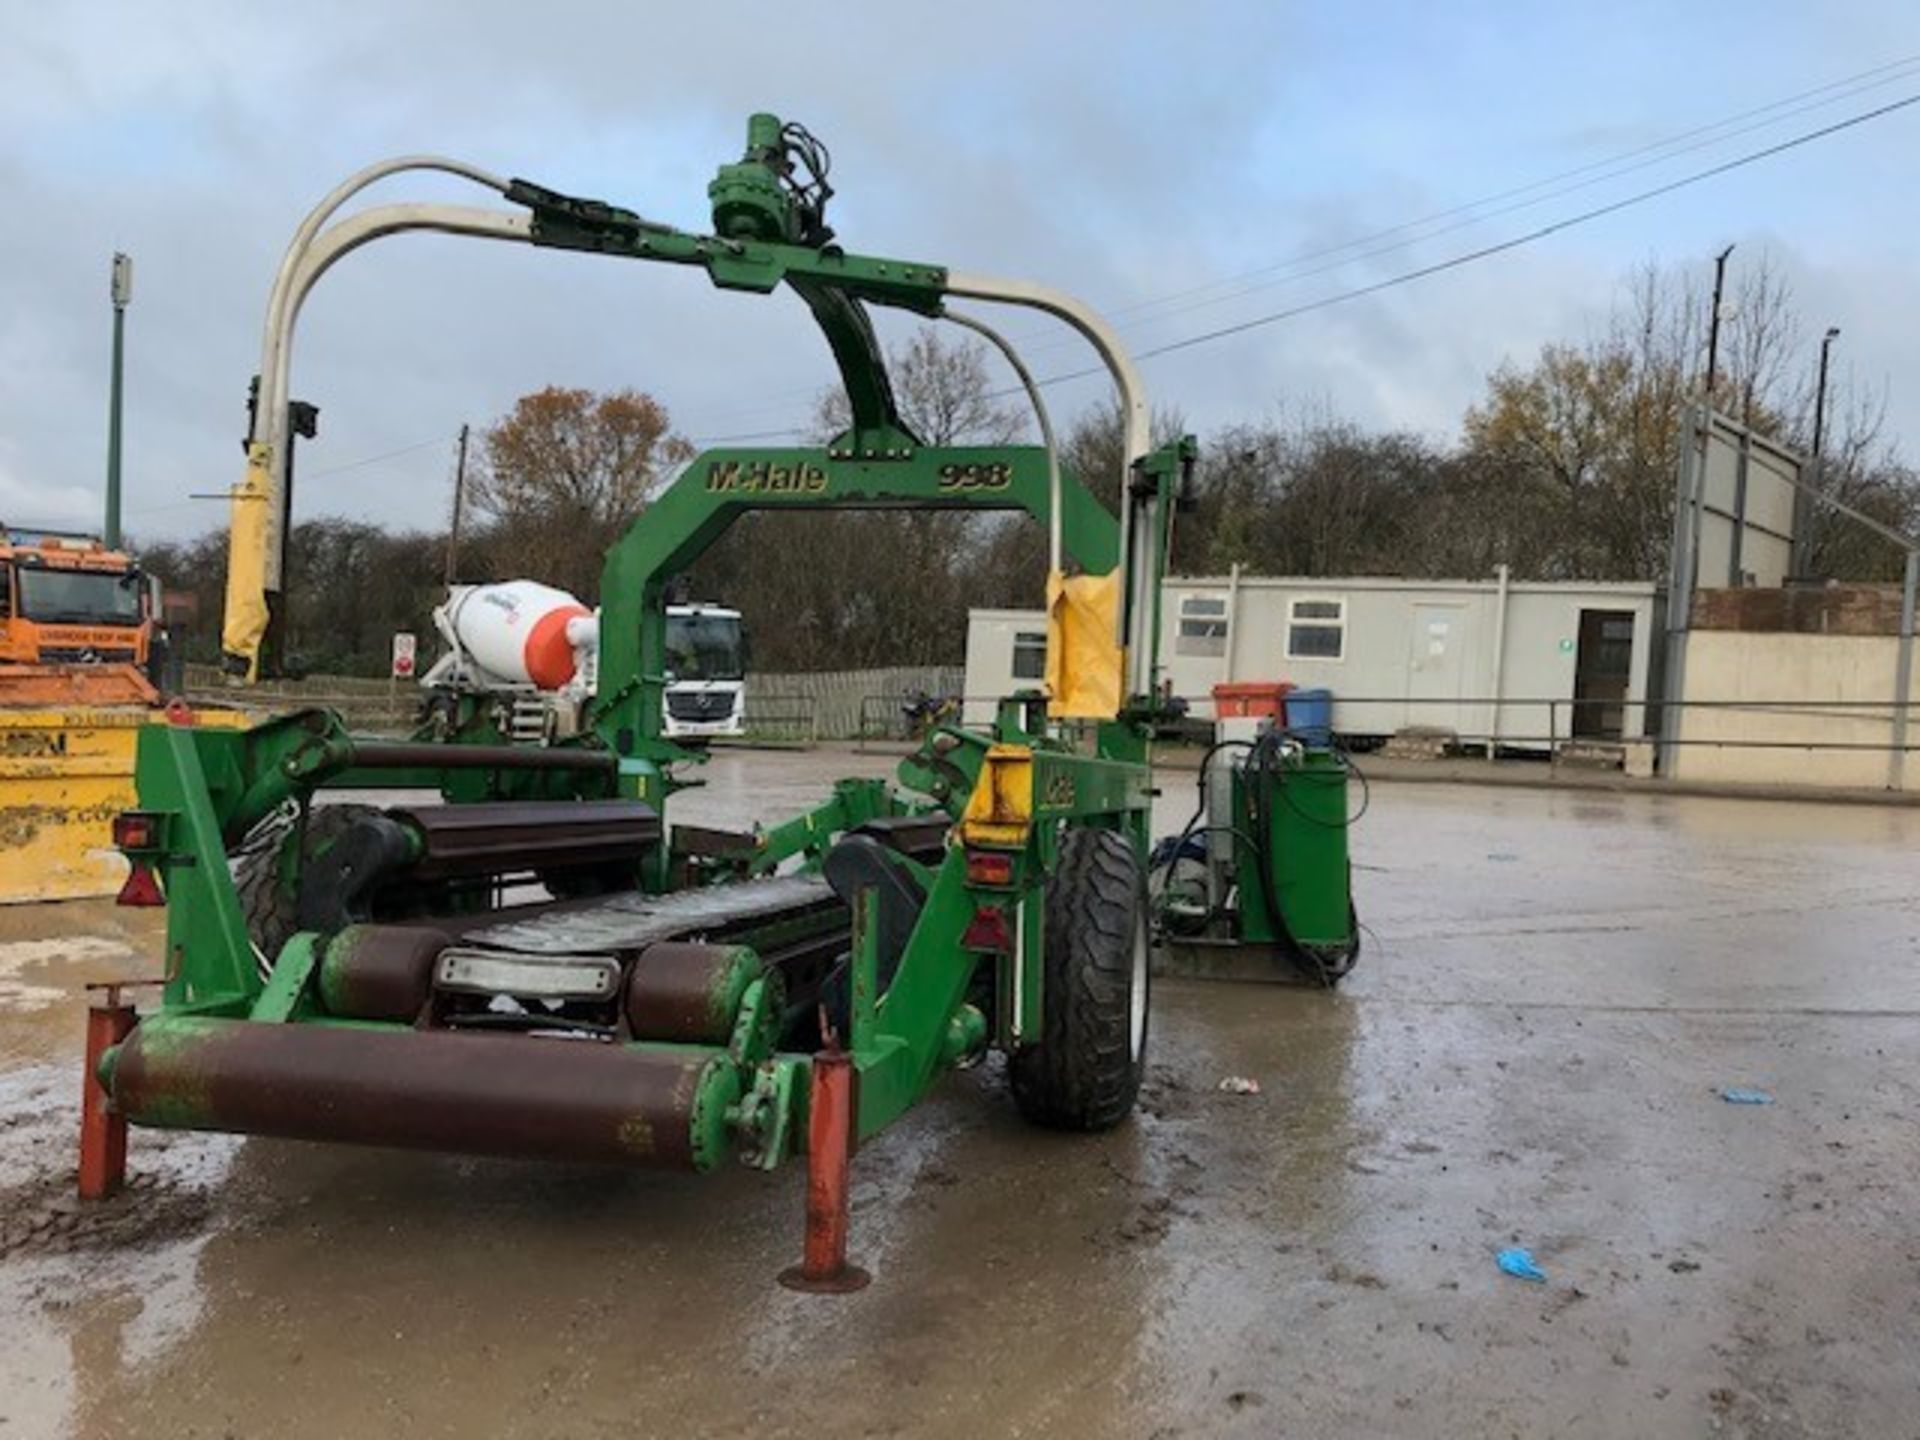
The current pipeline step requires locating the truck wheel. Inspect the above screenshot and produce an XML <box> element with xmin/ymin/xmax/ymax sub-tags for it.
<box><xmin>232</xmin><ymin>803</ymin><xmax>383</xmax><ymax>978</ymax></box>
<box><xmin>1009</xmin><ymin>827</ymin><xmax>1150</xmax><ymax>1131</ymax></box>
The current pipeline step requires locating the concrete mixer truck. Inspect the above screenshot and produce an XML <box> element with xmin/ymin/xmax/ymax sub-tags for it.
<box><xmin>420</xmin><ymin>579</ymin><xmax>745</xmax><ymax>742</ymax></box>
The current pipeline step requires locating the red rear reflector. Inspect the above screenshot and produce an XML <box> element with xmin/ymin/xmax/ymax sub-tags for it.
<box><xmin>961</xmin><ymin>905</ymin><xmax>1014</xmax><ymax>953</ymax></box>
<box><xmin>115</xmin><ymin>861</ymin><xmax>164</xmax><ymax>908</ymax></box>
<box><xmin>111</xmin><ymin>812</ymin><xmax>158</xmax><ymax>850</ymax></box>
<box><xmin>964</xmin><ymin>850</ymin><xmax>1015</xmax><ymax>887</ymax></box>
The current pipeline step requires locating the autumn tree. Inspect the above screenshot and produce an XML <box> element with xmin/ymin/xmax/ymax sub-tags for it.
<box><xmin>470</xmin><ymin>386</ymin><xmax>691</xmax><ymax>602</ymax></box>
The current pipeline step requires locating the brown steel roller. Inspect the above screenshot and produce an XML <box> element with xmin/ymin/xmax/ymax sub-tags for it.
<box><xmin>317</xmin><ymin>925</ymin><xmax>447</xmax><ymax>1022</ymax></box>
<box><xmin>109</xmin><ymin>1017</ymin><xmax>741</xmax><ymax>1171</ymax></box>
<box><xmin>625</xmin><ymin>942</ymin><xmax>763</xmax><ymax>1044</ymax></box>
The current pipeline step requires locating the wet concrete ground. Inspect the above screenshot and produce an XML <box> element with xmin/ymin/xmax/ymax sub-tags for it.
<box><xmin>3</xmin><ymin>748</ymin><xmax>1918</xmax><ymax>1438</ymax></box>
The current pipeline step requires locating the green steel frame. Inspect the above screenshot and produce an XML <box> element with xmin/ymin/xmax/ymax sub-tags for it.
<box><xmin>108</xmin><ymin>112</ymin><xmax>1191</xmax><ymax>1175</ymax></box>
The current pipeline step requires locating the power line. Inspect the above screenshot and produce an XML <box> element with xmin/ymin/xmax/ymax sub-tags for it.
<box><xmin>689</xmin><ymin>423</ymin><xmax>810</xmax><ymax>444</ymax></box>
<box><xmin>1015</xmin><ymin>90</ymin><xmax>1920</xmax><ymax>388</ymax></box>
<box><xmin>1085</xmin><ymin>54</ymin><xmax>1920</xmax><ymax>331</ymax></box>
<box><xmin>1005</xmin><ymin>62</ymin><xmax>1920</xmax><ymax>357</ymax></box>
<box><xmin>126</xmin><ymin>432</ymin><xmax>459</xmax><ymax>520</ymax></box>
<box><xmin>671</xmin><ymin>55</ymin><xmax>1920</xmax><ymax>437</ymax></box>
<box><xmin>303</xmin><ymin>434</ymin><xmax>455</xmax><ymax>480</ymax></box>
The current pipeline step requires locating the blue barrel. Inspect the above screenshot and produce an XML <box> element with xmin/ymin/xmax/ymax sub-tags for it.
<box><xmin>1284</xmin><ymin>687</ymin><xmax>1335</xmax><ymax>747</ymax></box>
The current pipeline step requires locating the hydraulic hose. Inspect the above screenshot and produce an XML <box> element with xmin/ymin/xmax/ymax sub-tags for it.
<box><xmin>942</xmin><ymin>308</ymin><xmax>1062</xmax><ymax>576</ymax></box>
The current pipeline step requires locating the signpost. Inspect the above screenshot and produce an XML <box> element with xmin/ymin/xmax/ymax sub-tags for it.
<box><xmin>390</xmin><ymin>632</ymin><xmax>417</xmax><ymax>679</ymax></box>
<box><xmin>389</xmin><ymin>631</ymin><xmax>417</xmax><ymax>724</ymax></box>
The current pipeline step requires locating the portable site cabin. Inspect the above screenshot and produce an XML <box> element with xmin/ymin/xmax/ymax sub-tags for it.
<box><xmin>964</xmin><ymin>569</ymin><xmax>1659</xmax><ymax>752</ymax></box>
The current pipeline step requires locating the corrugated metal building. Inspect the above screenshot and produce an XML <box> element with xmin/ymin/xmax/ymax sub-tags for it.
<box><xmin>965</xmin><ymin>568</ymin><xmax>1658</xmax><ymax>751</ymax></box>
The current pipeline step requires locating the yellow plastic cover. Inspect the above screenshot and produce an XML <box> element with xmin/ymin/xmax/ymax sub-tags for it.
<box><xmin>218</xmin><ymin>442</ymin><xmax>274</xmax><ymax>681</ymax></box>
<box><xmin>1044</xmin><ymin>569</ymin><xmax>1124</xmax><ymax>719</ymax></box>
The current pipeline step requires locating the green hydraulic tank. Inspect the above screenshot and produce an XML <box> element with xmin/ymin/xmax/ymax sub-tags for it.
<box><xmin>1234</xmin><ymin>748</ymin><xmax>1352</xmax><ymax>949</ymax></box>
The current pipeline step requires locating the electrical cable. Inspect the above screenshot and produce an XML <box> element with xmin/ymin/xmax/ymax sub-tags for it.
<box><xmin>1011</xmin><ymin>90</ymin><xmax>1920</xmax><ymax>391</ymax></box>
<box><xmin>1005</xmin><ymin>56</ymin><xmax>1920</xmax><ymax>349</ymax></box>
<box><xmin>673</xmin><ymin>63</ymin><xmax>1920</xmax><ymax>439</ymax></box>
<box><xmin>302</xmin><ymin>435</ymin><xmax>456</xmax><ymax>480</ymax></box>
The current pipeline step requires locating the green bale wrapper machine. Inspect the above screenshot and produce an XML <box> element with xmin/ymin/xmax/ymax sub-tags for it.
<box><xmin>78</xmin><ymin>114</ymin><xmax>1357</xmax><ymax>1286</ymax></box>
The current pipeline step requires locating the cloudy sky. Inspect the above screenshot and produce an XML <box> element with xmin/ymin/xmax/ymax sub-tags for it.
<box><xmin>2</xmin><ymin>2</ymin><xmax>1916</xmax><ymax>542</ymax></box>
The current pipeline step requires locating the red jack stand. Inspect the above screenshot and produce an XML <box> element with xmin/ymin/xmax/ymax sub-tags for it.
<box><xmin>78</xmin><ymin>983</ymin><xmax>138</xmax><ymax>1200</ymax></box>
<box><xmin>778</xmin><ymin>1044</ymin><xmax>871</xmax><ymax>1293</ymax></box>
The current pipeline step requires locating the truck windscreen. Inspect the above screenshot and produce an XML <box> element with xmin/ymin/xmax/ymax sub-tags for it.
<box><xmin>665</xmin><ymin>614</ymin><xmax>744</xmax><ymax>681</ymax></box>
<box><xmin>16</xmin><ymin>568</ymin><xmax>143</xmax><ymax>625</ymax></box>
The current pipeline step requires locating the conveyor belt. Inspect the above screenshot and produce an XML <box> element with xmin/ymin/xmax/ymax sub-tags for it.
<box><xmin>462</xmin><ymin>874</ymin><xmax>837</xmax><ymax>956</ymax></box>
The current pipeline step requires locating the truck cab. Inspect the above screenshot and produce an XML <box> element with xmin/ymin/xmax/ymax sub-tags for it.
<box><xmin>0</xmin><ymin>529</ymin><xmax>155</xmax><ymax>683</ymax></box>
<box><xmin>663</xmin><ymin>603</ymin><xmax>746</xmax><ymax>739</ymax></box>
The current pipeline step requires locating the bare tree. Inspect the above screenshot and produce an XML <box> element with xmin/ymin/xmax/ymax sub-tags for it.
<box><xmin>813</xmin><ymin>326</ymin><xmax>1027</xmax><ymax>446</ymax></box>
<box><xmin>1717</xmin><ymin>254</ymin><xmax>1801</xmax><ymax>429</ymax></box>
<box><xmin>1796</xmin><ymin>379</ymin><xmax>1919</xmax><ymax>578</ymax></box>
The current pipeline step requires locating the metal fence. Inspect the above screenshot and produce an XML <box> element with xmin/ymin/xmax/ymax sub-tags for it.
<box><xmin>757</xmin><ymin>667</ymin><xmax>963</xmax><ymax>743</ymax></box>
<box><xmin>1219</xmin><ymin>693</ymin><xmax>1913</xmax><ymax>751</ymax></box>
<box><xmin>856</xmin><ymin>689</ymin><xmax>1916</xmax><ymax>789</ymax></box>
<box><xmin>1201</xmin><ymin>692</ymin><xmax>1915</xmax><ymax>792</ymax></box>
<box><xmin>738</xmin><ymin>692</ymin><xmax>817</xmax><ymax>744</ymax></box>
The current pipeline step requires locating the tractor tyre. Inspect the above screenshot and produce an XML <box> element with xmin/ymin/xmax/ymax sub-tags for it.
<box><xmin>232</xmin><ymin>803</ymin><xmax>384</xmax><ymax>978</ymax></box>
<box><xmin>1009</xmin><ymin>826</ymin><xmax>1150</xmax><ymax>1131</ymax></box>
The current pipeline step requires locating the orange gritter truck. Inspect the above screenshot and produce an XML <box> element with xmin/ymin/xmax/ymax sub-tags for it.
<box><xmin>0</xmin><ymin>526</ymin><xmax>168</xmax><ymax>902</ymax></box>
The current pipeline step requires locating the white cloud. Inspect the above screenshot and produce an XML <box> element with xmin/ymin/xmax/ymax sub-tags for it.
<box><xmin>2</xmin><ymin>1</ymin><xmax>1914</xmax><ymax>552</ymax></box>
<box><xmin>0</xmin><ymin>438</ymin><xmax>102</xmax><ymax>531</ymax></box>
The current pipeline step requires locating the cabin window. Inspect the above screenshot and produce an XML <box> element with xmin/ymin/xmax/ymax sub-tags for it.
<box><xmin>1175</xmin><ymin>595</ymin><xmax>1228</xmax><ymax>657</ymax></box>
<box><xmin>1011</xmin><ymin>630</ymin><xmax>1047</xmax><ymax>681</ymax></box>
<box><xmin>1285</xmin><ymin>597</ymin><xmax>1345</xmax><ymax>660</ymax></box>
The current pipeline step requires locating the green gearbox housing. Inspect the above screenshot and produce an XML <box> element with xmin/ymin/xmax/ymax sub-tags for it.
<box><xmin>709</xmin><ymin>113</ymin><xmax>801</xmax><ymax>243</ymax></box>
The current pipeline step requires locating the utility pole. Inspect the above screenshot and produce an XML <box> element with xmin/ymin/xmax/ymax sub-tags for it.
<box><xmin>444</xmin><ymin>423</ymin><xmax>470</xmax><ymax>586</ymax></box>
<box><xmin>1704</xmin><ymin>243</ymin><xmax>1735</xmax><ymax>404</ymax></box>
<box><xmin>104</xmin><ymin>253</ymin><xmax>132</xmax><ymax>548</ymax></box>
<box><xmin>1794</xmin><ymin>326</ymin><xmax>1841</xmax><ymax>579</ymax></box>
<box><xmin>1812</xmin><ymin>326</ymin><xmax>1841</xmax><ymax>461</ymax></box>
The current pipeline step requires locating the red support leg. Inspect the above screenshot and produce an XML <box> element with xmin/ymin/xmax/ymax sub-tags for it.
<box><xmin>778</xmin><ymin>1045</ymin><xmax>870</xmax><ymax>1293</ymax></box>
<box><xmin>78</xmin><ymin>987</ymin><xmax>135</xmax><ymax>1201</ymax></box>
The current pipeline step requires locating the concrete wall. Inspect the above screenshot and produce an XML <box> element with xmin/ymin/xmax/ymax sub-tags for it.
<box><xmin>965</xmin><ymin>575</ymin><xmax>1657</xmax><ymax>748</ymax></box>
<box><xmin>1672</xmin><ymin>632</ymin><xmax>1918</xmax><ymax>791</ymax></box>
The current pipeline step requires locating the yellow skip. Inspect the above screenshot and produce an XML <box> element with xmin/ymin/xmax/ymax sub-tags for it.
<box><xmin>0</xmin><ymin>706</ymin><xmax>246</xmax><ymax>905</ymax></box>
